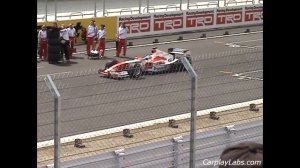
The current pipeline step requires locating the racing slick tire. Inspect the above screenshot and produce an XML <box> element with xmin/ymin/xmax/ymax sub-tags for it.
<box><xmin>48</xmin><ymin>45</ymin><xmax>61</xmax><ymax>55</ymax></box>
<box><xmin>47</xmin><ymin>28</ymin><xmax>60</xmax><ymax>39</ymax></box>
<box><xmin>48</xmin><ymin>39</ymin><xmax>61</xmax><ymax>46</ymax></box>
<box><xmin>48</xmin><ymin>45</ymin><xmax>61</xmax><ymax>63</ymax></box>
<box><xmin>128</xmin><ymin>64</ymin><xmax>142</xmax><ymax>79</ymax></box>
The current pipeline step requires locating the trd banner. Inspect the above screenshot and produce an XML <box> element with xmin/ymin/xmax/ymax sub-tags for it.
<box><xmin>186</xmin><ymin>9</ymin><xmax>214</xmax><ymax>28</ymax></box>
<box><xmin>216</xmin><ymin>7</ymin><xmax>243</xmax><ymax>25</ymax></box>
<box><xmin>119</xmin><ymin>15</ymin><xmax>151</xmax><ymax>34</ymax></box>
<box><xmin>153</xmin><ymin>13</ymin><xmax>184</xmax><ymax>31</ymax></box>
<box><xmin>117</xmin><ymin>5</ymin><xmax>263</xmax><ymax>37</ymax></box>
<box><xmin>244</xmin><ymin>6</ymin><xmax>263</xmax><ymax>22</ymax></box>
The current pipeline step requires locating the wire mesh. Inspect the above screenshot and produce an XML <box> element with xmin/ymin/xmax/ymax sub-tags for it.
<box><xmin>37</xmin><ymin>76</ymin><xmax>55</xmax><ymax>166</ymax></box>
<box><xmin>37</xmin><ymin>46</ymin><xmax>262</xmax><ymax>168</ymax></box>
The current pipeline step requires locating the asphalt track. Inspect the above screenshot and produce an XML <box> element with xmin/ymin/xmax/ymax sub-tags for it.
<box><xmin>37</xmin><ymin>25</ymin><xmax>263</xmax><ymax>142</ymax></box>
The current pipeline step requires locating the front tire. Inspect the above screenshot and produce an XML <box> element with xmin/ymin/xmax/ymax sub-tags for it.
<box><xmin>129</xmin><ymin>64</ymin><xmax>142</xmax><ymax>79</ymax></box>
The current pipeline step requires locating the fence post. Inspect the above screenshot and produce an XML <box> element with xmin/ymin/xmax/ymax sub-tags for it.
<box><xmin>45</xmin><ymin>0</ymin><xmax>48</xmax><ymax>22</ymax></box>
<box><xmin>54</xmin><ymin>0</ymin><xmax>57</xmax><ymax>21</ymax></box>
<box><xmin>103</xmin><ymin>0</ymin><xmax>106</xmax><ymax>16</ymax></box>
<box><xmin>139</xmin><ymin>0</ymin><xmax>141</xmax><ymax>14</ymax></box>
<box><xmin>146</xmin><ymin>0</ymin><xmax>149</xmax><ymax>13</ymax></box>
<box><xmin>225</xmin><ymin>125</ymin><xmax>236</xmax><ymax>147</ymax></box>
<box><xmin>114</xmin><ymin>149</ymin><xmax>125</xmax><ymax>168</ymax></box>
<box><xmin>181</xmin><ymin>57</ymin><xmax>197</xmax><ymax>168</ymax></box>
<box><xmin>44</xmin><ymin>75</ymin><xmax>61</xmax><ymax>168</ymax></box>
<box><xmin>179</xmin><ymin>0</ymin><xmax>182</xmax><ymax>10</ymax></box>
<box><xmin>94</xmin><ymin>0</ymin><xmax>97</xmax><ymax>18</ymax></box>
<box><xmin>172</xmin><ymin>136</ymin><xmax>183</xmax><ymax>167</ymax></box>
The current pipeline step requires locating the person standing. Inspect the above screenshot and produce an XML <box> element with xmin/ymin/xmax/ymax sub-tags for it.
<box><xmin>116</xmin><ymin>22</ymin><xmax>129</xmax><ymax>57</ymax></box>
<box><xmin>60</xmin><ymin>24</ymin><xmax>70</xmax><ymax>62</ymax></box>
<box><xmin>86</xmin><ymin>20</ymin><xmax>98</xmax><ymax>56</ymax></box>
<box><xmin>96</xmin><ymin>24</ymin><xmax>106</xmax><ymax>57</ymax></box>
<box><xmin>37</xmin><ymin>25</ymin><xmax>48</xmax><ymax>61</ymax></box>
<box><xmin>67</xmin><ymin>23</ymin><xmax>77</xmax><ymax>58</ymax></box>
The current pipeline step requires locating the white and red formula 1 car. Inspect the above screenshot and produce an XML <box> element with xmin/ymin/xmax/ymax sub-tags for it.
<box><xmin>98</xmin><ymin>47</ymin><xmax>191</xmax><ymax>79</ymax></box>
<box><xmin>138</xmin><ymin>47</ymin><xmax>192</xmax><ymax>74</ymax></box>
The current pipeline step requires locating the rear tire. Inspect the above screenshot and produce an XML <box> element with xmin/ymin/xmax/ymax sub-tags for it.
<box><xmin>48</xmin><ymin>39</ymin><xmax>61</xmax><ymax>46</ymax></box>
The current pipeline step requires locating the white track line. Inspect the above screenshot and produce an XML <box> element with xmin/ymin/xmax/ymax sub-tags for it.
<box><xmin>37</xmin><ymin>99</ymin><xmax>263</xmax><ymax>148</ymax></box>
<box><xmin>221</xmin><ymin>70</ymin><xmax>263</xmax><ymax>81</ymax></box>
<box><xmin>233</xmin><ymin>39</ymin><xmax>262</xmax><ymax>44</ymax></box>
<box><xmin>216</xmin><ymin>39</ymin><xmax>262</xmax><ymax>44</ymax></box>
<box><xmin>238</xmin><ymin>69</ymin><xmax>263</xmax><ymax>75</ymax></box>
<box><xmin>237</xmin><ymin>76</ymin><xmax>263</xmax><ymax>81</ymax></box>
<box><xmin>38</xmin><ymin>71</ymin><xmax>73</xmax><ymax>77</ymax></box>
<box><xmin>238</xmin><ymin>45</ymin><xmax>262</xmax><ymax>49</ymax></box>
<box><xmin>232</xmin><ymin>70</ymin><xmax>263</xmax><ymax>81</ymax></box>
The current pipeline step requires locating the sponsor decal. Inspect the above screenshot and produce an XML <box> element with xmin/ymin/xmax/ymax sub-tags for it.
<box><xmin>119</xmin><ymin>15</ymin><xmax>151</xmax><ymax>34</ymax></box>
<box><xmin>154</xmin><ymin>13</ymin><xmax>183</xmax><ymax>31</ymax></box>
<box><xmin>124</xmin><ymin>20</ymin><xmax>151</xmax><ymax>33</ymax></box>
<box><xmin>245</xmin><ymin>6</ymin><xmax>263</xmax><ymax>22</ymax></box>
<box><xmin>186</xmin><ymin>10</ymin><xmax>214</xmax><ymax>27</ymax></box>
<box><xmin>154</xmin><ymin>17</ymin><xmax>183</xmax><ymax>31</ymax></box>
<box><xmin>217</xmin><ymin>8</ymin><xmax>243</xmax><ymax>24</ymax></box>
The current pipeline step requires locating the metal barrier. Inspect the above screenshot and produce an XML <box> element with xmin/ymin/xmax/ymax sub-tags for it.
<box><xmin>41</xmin><ymin>11</ymin><xmax>98</xmax><ymax>21</ymax></box>
<box><xmin>142</xmin><ymin>4</ymin><xmax>180</xmax><ymax>13</ymax></box>
<box><xmin>82</xmin><ymin>11</ymin><xmax>97</xmax><ymax>18</ymax></box>
<box><xmin>105</xmin><ymin>8</ymin><xmax>140</xmax><ymax>16</ymax></box>
<box><xmin>38</xmin><ymin>15</ymin><xmax>46</xmax><ymax>22</ymax></box>
<box><xmin>37</xmin><ymin>0</ymin><xmax>263</xmax><ymax>22</ymax></box>
<box><xmin>188</xmin><ymin>1</ymin><xmax>219</xmax><ymax>9</ymax></box>
<box><xmin>45</xmin><ymin>119</ymin><xmax>262</xmax><ymax>168</ymax></box>
<box><xmin>207</xmin><ymin>1</ymin><xmax>219</xmax><ymax>7</ymax></box>
<box><xmin>120</xmin><ymin>8</ymin><xmax>135</xmax><ymax>15</ymax></box>
<box><xmin>225</xmin><ymin>0</ymin><xmax>254</xmax><ymax>6</ymax></box>
<box><xmin>69</xmin><ymin>12</ymin><xmax>83</xmax><ymax>19</ymax></box>
<box><xmin>96</xmin><ymin>10</ymin><xmax>104</xmax><ymax>17</ymax></box>
<box><xmin>56</xmin><ymin>13</ymin><xmax>76</xmax><ymax>21</ymax></box>
<box><xmin>166</xmin><ymin>4</ymin><xmax>181</xmax><ymax>11</ymax></box>
<box><xmin>143</xmin><ymin>6</ymin><xmax>156</xmax><ymax>13</ymax></box>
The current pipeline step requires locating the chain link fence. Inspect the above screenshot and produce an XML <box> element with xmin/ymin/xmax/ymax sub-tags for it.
<box><xmin>37</xmin><ymin>47</ymin><xmax>263</xmax><ymax>167</ymax></box>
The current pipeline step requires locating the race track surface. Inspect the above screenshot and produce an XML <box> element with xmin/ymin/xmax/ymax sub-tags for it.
<box><xmin>37</xmin><ymin>26</ymin><xmax>263</xmax><ymax>142</ymax></box>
